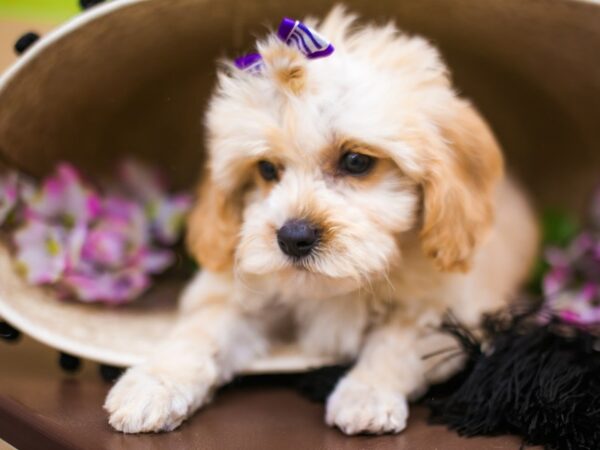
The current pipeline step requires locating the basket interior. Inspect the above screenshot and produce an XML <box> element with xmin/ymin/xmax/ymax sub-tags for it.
<box><xmin>0</xmin><ymin>0</ymin><xmax>599</xmax><ymax>209</ymax></box>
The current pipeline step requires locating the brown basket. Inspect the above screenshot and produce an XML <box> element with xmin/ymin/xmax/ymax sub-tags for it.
<box><xmin>0</xmin><ymin>0</ymin><xmax>598</xmax><ymax>370</ymax></box>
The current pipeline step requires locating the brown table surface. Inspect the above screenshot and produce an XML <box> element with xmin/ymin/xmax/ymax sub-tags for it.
<box><xmin>0</xmin><ymin>335</ymin><xmax>526</xmax><ymax>450</ymax></box>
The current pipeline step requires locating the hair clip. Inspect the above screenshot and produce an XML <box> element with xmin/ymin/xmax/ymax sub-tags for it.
<box><xmin>234</xmin><ymin>17</ymin><xmax>334</xmax><ymax>72</ymax></box>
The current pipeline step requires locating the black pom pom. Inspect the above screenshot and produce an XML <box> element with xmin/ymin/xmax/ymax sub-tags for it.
<box><xmin>59</xmin><ymin>353</ymin><xmax>82</xmax><ymax>373</ymax></box>
<box><xmin>428</xmin><ymin>315</ymin><xmax>600</xmax><ymax>450</ymax></box>
<box><xmin>295</xmin><ymin>365</ymin><xmax>349</xmax><ymax>403</ymax></box>
<box><xmin>79</xmin><ymin>0</ymin><xmax>105</xmax><ymax>10</ymax></box>
<box><xmin>99</xmin><ymin>364</ymin><xmax>124</xmax><ymax>383</ymax></box>
<box><xmin>14</xmin><ymin>32</ymin><xmax>40</xmax><ymax>55</ymax></box>
<box><xmin>0</xmin><ymin>321</ymin><xmax>21</xmax><ymax>342</ymax></box>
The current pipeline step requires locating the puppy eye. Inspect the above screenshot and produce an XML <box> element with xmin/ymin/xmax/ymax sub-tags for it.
<box><xmin>258</xmin><ymin>160</ymin><xmax>279</xmax><ymax>181</ymax></box>
<box><xmin>339</xmin><ymin>152</ymin><xmax>374</xmax><ymax>175</ymax></box>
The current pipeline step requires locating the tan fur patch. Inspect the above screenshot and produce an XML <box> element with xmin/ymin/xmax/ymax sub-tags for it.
<box><xmin>186</xmin><ymin>171</ymin><xmax>242</xmax><ymax>272</ymax></box>
<box><xmin>419</xmin><ymin>101</ymin><xmax>504</xmax><ymax>272</ymax></box>
<box><xmin>261</xmin><ymin>41</ymin><xmax>307</xmax><ymax>95</ymax></box>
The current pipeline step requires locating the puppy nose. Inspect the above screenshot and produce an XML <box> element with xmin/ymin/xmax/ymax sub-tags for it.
<box><xmin>277</xmin><ymin>219</ymin><xmax>320</xmax><ymax>258</ymax></box>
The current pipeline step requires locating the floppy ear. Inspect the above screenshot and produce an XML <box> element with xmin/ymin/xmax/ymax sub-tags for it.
<box><xmin>186</xmin><ymin>170</ymin><xmax>241</xmax><ymax>272</ymax></box>
<box><xmin>420</xmin><ymin>101</ymin><xmax>504</xmax><ymax>272</ymax></box>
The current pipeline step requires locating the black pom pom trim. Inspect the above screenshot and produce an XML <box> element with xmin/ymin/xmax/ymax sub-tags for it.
<box><xmin>59</xmin><ymin>353</ymin><xmax>82</xmax><ymax>373</ymax></box>
<box><xmin>99</xmin><ymin>364</ymin><xmax>124</xmax><ymax>383</ymax></box>
<box><xmin>0</xmin><ymin>321</ymin><xmax>21</xmax><ymax>342</ymax></box>
<box><xmin>79</xmin><ymin>0</ymin><xmax>106</xmax><ymax>10</ymax></box>
<box><xmin>295</xmin><ymin>365</ymin><xmax>350</xmax><ymax>402</ymax></box>
<box><xmin>428</xmin><ymin>313</ymin><xmax>600</xmax><ymax>450</ymax></box>
<box><xmin>14</xmin><ymin>32</ymin><xmax>40</xmax><ymax>55</ymax></box>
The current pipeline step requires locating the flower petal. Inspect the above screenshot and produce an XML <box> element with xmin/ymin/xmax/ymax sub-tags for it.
<box><xmin>24</xmin><ymin>163</ymin><xmax>101</xmax><ymax>226</ymax></box>
<box><xmin>151</xmin><ymin>193</ymin><xmax>192</xmax><ymax>244</ymax></box>
<box><xmin>14</xmin><ymin>221</ymin><xmax>68</xmax><ymax>284</ymax></box>
<box><xmin>119</xmin><ymin>159</ymin><xmax>165</xmax><ymax>202</ymax></box>
<box><xmin>63</xmin><ymin>269</ymin><xmax>149</xmax><ymax>303</ymax></box>
<box><xmin>139</xmin><ymin>248</ymin><xmax>174</xmax><ymax>274</ymax></box>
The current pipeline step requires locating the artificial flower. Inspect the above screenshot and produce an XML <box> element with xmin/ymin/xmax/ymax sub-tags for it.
<box><xmin>118</xmin><ymin>159</ymin><xmax>192</xmax><ymax>244</ymax></box>
<box><xmin>541</xmin><ymin>186</ymin><xmax>600</xmax><ymax>327</ymax></box>
<box><xmin>60</xmin><ymin>196</ymin><xmax>173</xmax><ymax>303</ymax></box>
<box><xmin>23</xmin><ymin>163</ymin><xmax>102</xmax><ymax>227</ymax></box>
<box><xmin>14</xmin><ymin>220</ymin><xmax>85</xmax><ymax>285</ymax></box>
<box><xmin>1</xmin><ymin>161</ymin><xmax>190</xmax><ymax>304</ymax></box>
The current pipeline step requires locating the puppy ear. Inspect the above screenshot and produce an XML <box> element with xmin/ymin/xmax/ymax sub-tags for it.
<box><xmin>420</xmin><ymin>101</ymin><xmax>504</xmax><ymax>272</ymax></box>
<box><xmin>186</xmin><ymin>170</ymin><xmax>241</xmax><ymax>272</ymax></box>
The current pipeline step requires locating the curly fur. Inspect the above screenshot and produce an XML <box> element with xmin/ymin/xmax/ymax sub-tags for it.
<box><xmin>106</xmin><ymin>6</ymin><xmax>538</xmax><ymax>435</ymax></box>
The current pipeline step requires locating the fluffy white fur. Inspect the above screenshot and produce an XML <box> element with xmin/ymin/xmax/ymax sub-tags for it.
<box><xmin>105</xmin><ymin>7</ymin><xmax>539</xmax><ymax>435</ymax></box>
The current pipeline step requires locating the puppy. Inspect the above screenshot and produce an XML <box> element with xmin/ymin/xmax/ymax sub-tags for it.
<box><xmin>105</xmin><ymin>7</ymin><xmax>538</xmax><ymax>435</ymax></box>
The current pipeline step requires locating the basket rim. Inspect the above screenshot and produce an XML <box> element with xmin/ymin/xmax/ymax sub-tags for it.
<box><xmin>0</xmin><ymin>0</ymin><xmax>147</xmax><ymax>100</ymax></box>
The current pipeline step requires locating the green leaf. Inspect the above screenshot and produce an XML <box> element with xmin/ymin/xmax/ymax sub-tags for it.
<box><xmin>540</xmin><ymin>209</ymin><xmax>579</xmax><ymax>247</ymax></box>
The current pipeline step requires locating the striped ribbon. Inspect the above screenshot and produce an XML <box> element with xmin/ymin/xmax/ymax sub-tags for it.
<box><xmin>234</xmin><ymin>17</ymin><xmax>334</xmax><ymax>72</ymax></box>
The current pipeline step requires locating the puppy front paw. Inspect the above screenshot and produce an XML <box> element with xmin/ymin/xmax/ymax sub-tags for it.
<box><xmin>325</xmin><ymin>377</ymin><xmax>409</xmax><ymax>435</ymax></box>
<box><xmin>104</xmin><ymin>365</ymin><xmax>209</xmax><ymax>433</ymax></box>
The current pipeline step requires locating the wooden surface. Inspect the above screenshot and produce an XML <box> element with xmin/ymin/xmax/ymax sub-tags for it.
<box><xmin>0</xmin><ymin>335</ymin><xmax>526</xmax><ymax>450</ymax></box>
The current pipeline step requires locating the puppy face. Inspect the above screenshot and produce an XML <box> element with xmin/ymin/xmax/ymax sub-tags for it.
<box><xmin>237</xmin><ymin>138</ymin><xmax>417</xmax><ymax>281</ymax></box>
<box><xmin>187</xmin><ymin>9</ymin><xmax>503</xmax><ymax>288</ymax></box>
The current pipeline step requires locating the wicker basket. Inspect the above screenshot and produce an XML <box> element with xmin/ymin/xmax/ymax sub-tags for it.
<box><xmin>0</xmin><ymin>0</ymin><xmax>599</xmax><ymax>371</ymax></box>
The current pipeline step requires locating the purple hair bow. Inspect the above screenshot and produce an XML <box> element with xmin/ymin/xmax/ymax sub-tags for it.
<box><xmin>234</xmin><ymin>17</ymin><xmax>334</xmax><ymax>72</ymax></box>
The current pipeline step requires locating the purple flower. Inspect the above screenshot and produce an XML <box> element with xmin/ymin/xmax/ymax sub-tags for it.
<box><xmin>543</xmin><ymin>266</ymin><xmax>570</xmax><ymax>296</ymax></box>
<box><xmin>14</xmin><ymin>220</ymin><xmax>86</xmax><ymax>285</ymax></box>
<box><xmin>118</xmin><ymin>159</ymin><xmax>191</xmax><ymax>244</ymax></box>
<box><xmin>23</xmin><ymin>163</ymin><xmax>102</xmax><ymax>227</ymax></box>
<box><xmin>60</xmin><ymin>196</ymin><xmax>172</xmax><ymax>304</ymax></box>
<box><xmin>8</xmin><ymin>161</ymin><xmax>186</xmax><ymax>304</ymax></box>
<box><xmin>551</xmin><ymin>283</ymin><xmax>600</xmax><ymax>326</ymax></box>
<box><xmin>63</xmin><ymin>269</ymin><xmax>150</xmax><ymax>303</ymax></box>
<box><xmin>149</xmin><ymin>194</ymin><xmax>192</xmax><ymax>245</ymax></box>
<box><xmin>542</xmin><ymin>227</ymin><xmax>600</xmax><ymax>326</ymax></box>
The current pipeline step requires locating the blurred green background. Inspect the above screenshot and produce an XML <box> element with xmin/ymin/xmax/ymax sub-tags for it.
<box><xmin>0</xmin><ymin>0</ymin><xmax>80</xmax><ymax>21</ymax></box>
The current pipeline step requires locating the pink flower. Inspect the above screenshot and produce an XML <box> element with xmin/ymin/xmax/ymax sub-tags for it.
<box><xmin>14</xmin><ymin>220</ymin><xmax>85</xmax><ymax>285</ymax></box>
<box><xmin>60</xmin><ymin>196</ymin><xmax>173</xmax><ymax>304</ymax></box>
<box><xmin>8</xmin><ymin>161</ymin><xmax>185</xmax><ymax>304</ymax></box>
<box><xmin>63</xmin><ymin>269</ymin><xmax>150</xmax><ymax>303</ymax></box>
<box><xmin>23</xmin><ymin>163</ymin><xmax>101</xmax><ymax>227</ymax></box>
<box><xmin>543</xmin><ymin>266</ymin><xmax>570</xmax><ymax>296</ymax></box>
<box><xmin>552</xmin><ymin>283</ymin><xmax>600</xmax><ymax>326</ymax></box>
<box><xmin>149</xmin><ymin>194</ymin><xmax>192</xmax><ymax>244</ymax></box>
<box><xmin>118</xmin><ymin>160</ymin><xmax>191</xmax><ymax>244</ymax></box>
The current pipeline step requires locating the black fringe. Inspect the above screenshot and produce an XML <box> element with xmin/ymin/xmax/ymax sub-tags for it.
<box><xmin>428</xmin><ymin>314</ymin><xmax>600</xmax><ymax>450</ymax></box>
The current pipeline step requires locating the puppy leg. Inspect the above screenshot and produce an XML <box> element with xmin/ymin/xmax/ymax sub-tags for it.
<box><xmin>326</xmin><ymin>319</ymin><xmax>426</xmax><ymax>435</ymax></box>
<box><xmin>105</xmin><ymin>271</ymin><xmax>267</xmax><ymax>433</ymax></box>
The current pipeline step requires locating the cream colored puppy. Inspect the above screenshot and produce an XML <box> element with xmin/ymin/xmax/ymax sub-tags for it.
<box><xmin>105</xmin><ymin>7</ymin><xmax>538</xmax><ymax>435</ymax></box>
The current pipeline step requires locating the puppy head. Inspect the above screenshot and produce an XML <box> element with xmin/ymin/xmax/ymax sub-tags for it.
<box><xmin>187</xmin><ymin>7</ymin><xmax>503</xmax><ymax>285</ymax></box>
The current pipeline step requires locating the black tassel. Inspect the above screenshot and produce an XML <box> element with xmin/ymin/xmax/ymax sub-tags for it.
<box><xmin>428</xmin><ymin>314</ymin><xmax>600</xmax><ymax>450</ymax></box>
<box><xmin>99</xmin><ymin>364</ymin><xmax>124</xmax><ymax>383</ymax></box>
<box><xmin>295</xmin><ymin>365</ymin><xmax>350</xmax><ymax>403</ymax></box>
